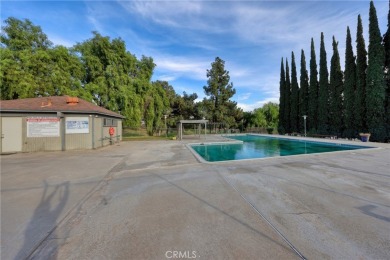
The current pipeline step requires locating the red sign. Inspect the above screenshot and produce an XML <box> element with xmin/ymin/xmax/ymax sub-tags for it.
<box><xmin>109</xmin><ymin>127</ymin><xmax>115</xmax><ymax>136</ymax></box>
<box><xmin>27</xmin><ymin>117</ymin><xmax>59</xmax><ymax>122</ymax></box>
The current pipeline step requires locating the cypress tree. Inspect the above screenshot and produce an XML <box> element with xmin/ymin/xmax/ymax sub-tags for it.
<box><xmin>308</xmin><ymin>38</ymin><xmax>318</xmax><ymax>132</ymax></box>
<box><xmin>383</xmin><ymin>0</ymin><xmax>390</xmax><ymax>142</ymax></box>
<box><xmin>329</xmin><ymin>36</ymin><xmax>344</xmax><ymax>136</ymax></box>
<box><xmin>366</xmin><ymin>1</ymin><xmax>386</xmax><ymax>141</ymax></box>
<box><xmin>279</xmin><ymin>58</ymin><xmax>286</xmax><ymax>134</ymax></box>
<box><xmin>344</xmin><ymin>26</ymin><xmax>357</xmax><ymax>139</ymax></box>
<box><xmin>299</xmin><ymin>49</ymin><xmax>309</xmax><ymax>133</ymax></box>
<box><xmin>355</xmin><ymin>15</ymin><xmax>367</xmax><ymax>134</ymax></box>
<box><xmin>284</xmin><ymin>59</ymin><xmax>291</xmax><ymax>133</ymax></box>
<box><xmin>318</xmin><ymin>32</ymin><xmax>330</xmax><ymax>134</ymax></box>
<box><xmin>290</xmin><ymin>51</ymin><xmax>299</xmax><ymax>133</ymax></box>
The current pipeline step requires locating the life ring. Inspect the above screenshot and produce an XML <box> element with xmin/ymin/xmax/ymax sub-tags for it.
<box><xmin>109</xmin><ymin>127</ymin><xmax>115</xmax><ymax>136</ymax></box>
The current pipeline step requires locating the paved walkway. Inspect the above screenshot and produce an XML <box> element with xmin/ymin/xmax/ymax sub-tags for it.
<box><xmin>1</xmin><ymin>136</ymin><xmax>389</xmax><ymax>259</ymax></box>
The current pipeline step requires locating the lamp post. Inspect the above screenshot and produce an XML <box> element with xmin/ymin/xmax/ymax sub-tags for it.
<box><xmin>303</xmin><ymin>115</ymin><xmax>307</xmax><ymax>137</ymax></box>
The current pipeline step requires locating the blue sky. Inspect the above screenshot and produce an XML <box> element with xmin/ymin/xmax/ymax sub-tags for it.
<box><xmin>1</xmin><ymin>0</ymin><xmax>388</xmax><ymax>111</ymax></box>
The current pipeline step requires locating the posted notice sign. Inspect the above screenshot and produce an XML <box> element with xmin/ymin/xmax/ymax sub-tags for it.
<box><xmin>66</xmin><ymin>117</ymin><xmax>89</xmax><ymax>134</ymax></box>
<box><xmin>27</xmin><ymin>117</ymin><xmax>60</xmax><ymax>137</ymax></box>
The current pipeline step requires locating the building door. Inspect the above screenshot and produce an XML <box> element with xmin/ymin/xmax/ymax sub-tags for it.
<box><xmin>1</xmin><ymin>117</ymin><xmax>22</xmax><ymax>153</ymax></box>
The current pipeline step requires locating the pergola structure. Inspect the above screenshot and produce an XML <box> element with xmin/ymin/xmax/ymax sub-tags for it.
<box><xmin>177</xmin><ymin>119</ymin><xmax>209</xmax><ymax>140</ymax></box>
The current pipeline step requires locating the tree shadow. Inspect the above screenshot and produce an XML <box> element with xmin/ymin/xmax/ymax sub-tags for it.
<box><xmin>14</xmin><ymin>180</ymin><xmax>69</xmax><ymax>260</ymax></box>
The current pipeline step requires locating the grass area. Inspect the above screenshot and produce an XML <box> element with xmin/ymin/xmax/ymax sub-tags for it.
<box><xmin>123</xmin><ymin>136</ymin><xmax>175</xmax><ymax>141</ymax></box>
<box><xmin>122</xmin><ymin>127</ymin><xmax>177</xmax><ymax>141</ymax></box>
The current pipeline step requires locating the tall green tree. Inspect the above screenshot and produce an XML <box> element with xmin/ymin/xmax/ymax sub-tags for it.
<box><xmin>366</xmin><ymin>1</ymin><xmax>387</xmax><ymax>141</ymax></box>
<box><xmin>253</xmin><ymin>107</ymin><xmax>267</xmax><ymax>127</ymax></box>
<box><xmin>284</xmin><ymin>59</ymin><xmax>291</xmax><ymax>133</ymax></box>
<box><xmin>329</xmin><ymin>36</ymin><xmax>344</xmax><ymax>136</ymax></box>
<box><xmin>203</xmin><ymin>57</ymin><xmax>238</xmax><ymax>128</ymax></box>
<box><xmin>178</xmin><ymin>92</ymin><xmax>199</xmax><ymax>120</ymax></box>
<box><xmin>355</xmin><ymin>14</ymin><xmax>368</xmax><ymax>134</ymax></box>
<box><xmin>278</xmin><ymin>58</ymin><xmax>286</xmax><ymax>134</ymax></box>
<box><xmin>74</xmin><ymin>32</ymin><xmax>144</xmax><ymax>127</ymax></box>
<box><xmin>318</xmin><ymin>32</ymin><xmax>330</xmax><ymax>134</ymax></box>
<box><xmin>299</xmin><ymin>49</ymin><xmax>309</xmax><ymax>133</ymax></box>
<box><xmin>252</xmin><ymin>102</ymin><xmax>279</xmax><ymax>128</ymax></box>
<box><xmin>0</xmin><ymin>17</ymin><xmax>85</xmax><ymax>99</ymax></box>
<box><xmin>263</xmin><ymin>102</ymin><xmax>279</xmax><ymax>128</ymax></box>
<box><xmin>344</xmin><ymin>26</ymin><xmax>357</xmax><ymax>138</ymax></box>
<box><xmin>308</xmin><ymin>38</ymin><xmax>319</xmax><ymax>132</ymax></box>
<box><xmin>290</xmin><ymin>52</ymin><xmax>299</xmax><ymax>133</ymax></box>
<box><xmin>383</xmin><ymin>0</ymin><xmax>390</xmax><ymax>141</ymax></box>
<box><xmin>0</xmin><ymin>17</ymin><xmax>52</xmax><ymax>51</ymax></box>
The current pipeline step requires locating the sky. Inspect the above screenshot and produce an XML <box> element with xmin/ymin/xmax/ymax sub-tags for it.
<box><xmin>1</xmin><ymin>0</ymin><xmax>388</xmax><ymax>111</ymax></box>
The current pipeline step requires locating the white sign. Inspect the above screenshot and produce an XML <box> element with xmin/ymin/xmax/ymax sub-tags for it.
<box><xmin>27</xmin><ymin>117</ymin><xmax>60</xmax><ymax>137</ymax></box>
<box><xmin>66</xmin><ymin>117</ymin><xmax>89</xmax><ymax>134</ymax></box>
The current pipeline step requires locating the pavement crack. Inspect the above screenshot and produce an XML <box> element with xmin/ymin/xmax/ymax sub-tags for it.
<box><xmin>217</xmin><ymin>171</ymin><xmax>307</xmax><ymax>260</ymax></box>
<box><xmin>284</xmin><ymin>212</ymin><xmax>319</xmax><ymax>215</ymax></box>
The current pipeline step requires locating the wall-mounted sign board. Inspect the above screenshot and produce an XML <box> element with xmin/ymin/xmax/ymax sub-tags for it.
<box><xmin>66</xmin><ymin>117</ymin><xmax>89</xmax><ymax>134</ymax></box>
<box><xmin>27</xmin><ymin>117</ymin><xmax>60</xmax><ymax>137</ymax></box>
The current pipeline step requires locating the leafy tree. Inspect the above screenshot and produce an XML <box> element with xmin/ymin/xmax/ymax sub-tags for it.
<box><xmin>74</xmin><ymin>32</ymin><xmax>144</xmax><ymax>127</ymax></box>
<box><xmin>383</xmin><ymin>0</ymin><xmax>390</xmax><ymax>141</ymax></box>
<box><xmin>344</xmin><ymin>27</ymin><xmax>357</xmax><ymax>138</ymax></box>
<box><xmin>290</xmin><ymin>52</ymin><xmax>299</xmax><ymax>133</ymax></box>
<box><xmin>366</xmin><ymin>1</ymin><xmax>387</xmax><ymax>141</ymax></box>
<box><xmin>177</xmin><ymin>92</ymin><xmax>199</xmax><ymax>120</ymax></box>
<box><xmin>203</xmin><ymin>57</ymin><xmax>238</xmax><ymax>128</ymax></box>
<box><xmin>329</xmin><ymin>36</ymin><xmax>344</xmax><ymax>136</ymax></box>
<box><xmin>49</xmin><ymin>46</ymin><xmax>87</xmax><ymax>97</ymax></box>
<box><xmin>253</xmin><ymin>108</ymin><xmax>267</xmax><ymax>127</ymax></box>
<box><xmin>263</xmin><ymin>102</ymin><xmax>279</xmax><ymax>128</ymax></box>
<box><xmin>318</xmin><ymin>32</ymin><xmax>330</xmax><ymax>134</ymax></box>
<box><xmin>278</xmin><ymin>58</ymin><xmax>286</xmax><ymax>134</ymax></box>
<box><xmin>144</xmin><ymin>95</ymin><xmax>155</xmax><ymax>135</ymax></box>
<box><xmin>0</xmin><ymin>17</ymin><xmax>52</xmax><ymax>51</ymax></box>
<box><xmin>146</xmin><ymin>82</ymin><xmax>170</xmax><ymax>134</ymax></box>
<box><xmin>243</xmin><ymin>111</ymin><xmax>255</xmax><ymax>129</ymax></box>
<box><xmin>308</xmin><ymin>38</ymin><xmax>319</xmax><ymax>132</ymax></box>
<box><xmin>1</xmin><ymin>17</ymin><xmax>85</xmax><ymax>99</ymax></box>
<box><xmin>284</xmin><ymin>59</ymin><xmax>291</xmax><ymax>133</ymax></box>
<box><xmin>355</xmin><ymin>14</ymin><xmax>368</xmax><ymax>134</ymax></box>
<box><xmin>155</xmin><ymin>80</ymin><xmax>180</xmax><ymax>127</ymax></box>
<box><xmin>299</xmin><ymin>49</ymin><xmax>309</xmax><ymax>133</ymax></box>
<box><xmin>252</xmin><ymin>102</ymin><xmax>279</xmax><ymax>129</ymax></box>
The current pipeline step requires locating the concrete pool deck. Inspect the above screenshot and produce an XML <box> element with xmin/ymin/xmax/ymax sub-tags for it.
<box><xmin>1</xmin><ymin>135</ymin><xmax>389</xmax><ymax>259</ymax></box>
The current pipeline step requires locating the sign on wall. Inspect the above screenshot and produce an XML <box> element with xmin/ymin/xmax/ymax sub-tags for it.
<box><xmin>66</xmin><ymin>117</ymin><xmax>89</xmax><ymax>134</ymax></box>
<box><xmin>27</xmin><ymin>117</ymin><xmax>60</xmax><ymax>137</ymax></box>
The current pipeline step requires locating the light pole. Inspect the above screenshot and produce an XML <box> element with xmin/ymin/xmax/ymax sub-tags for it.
<box><xmin>303</xmin><ymin>115</ymin><xmax>307</xmax><ymax>137</ymax></box>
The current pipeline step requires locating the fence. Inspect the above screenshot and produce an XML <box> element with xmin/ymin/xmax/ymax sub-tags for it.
<box><xmin>122</xmin><ymin>126</ymin><xmax>274</xmax><ymax>139</ymax></box>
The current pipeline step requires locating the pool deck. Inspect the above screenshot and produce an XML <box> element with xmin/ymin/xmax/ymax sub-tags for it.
<box><xmin>1</xmin><ymin>135</ymin><xmax>389</xmax><ymax>259</ymax></box>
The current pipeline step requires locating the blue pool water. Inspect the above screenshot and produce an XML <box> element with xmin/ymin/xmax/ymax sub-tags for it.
<box><xmin>190</xmin><ymin>135</ymin><xmax>372</xmax><ymax>162</ymax></box>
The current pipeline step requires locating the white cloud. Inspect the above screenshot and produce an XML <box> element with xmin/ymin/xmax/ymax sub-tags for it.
<box><xmin>48</xmin><ymin>35</ymin><xmax>75</xmax><ymax>48</ymax></box>
<box><xmin>236</xmin><ymin>92</ymin><xmax>251</xmax><ymax>101</ymax></box>
<box><xmin>153</xmin><ymin>55</ymin><xmax>210</xmax><ymax>80</ymax></box>
<box><xmin>238</xmin><ymin>97</ymin><xmax>280</xmax><ymax>112</ymax></box>
<box><xmin>118</xmin><ymin>1</ymin><xmax>203</xmax><ymax>28</ymax></box>
<box><xmin>156</xmin><ymin>75</ymin><xmax>177</xmax><ymax>82</ymax></box>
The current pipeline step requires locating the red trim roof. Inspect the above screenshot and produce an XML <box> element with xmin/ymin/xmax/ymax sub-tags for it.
<box><xmin>0</xmin><ymin>96</ymin><xmax>124</xmax><ymax>118</ymax></box>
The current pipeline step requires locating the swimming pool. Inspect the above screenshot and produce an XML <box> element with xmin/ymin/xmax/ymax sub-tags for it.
<box><xmin>190</xmin><ymin>134</ymin><xmax>373</xmax><ymax>162</ymax></box>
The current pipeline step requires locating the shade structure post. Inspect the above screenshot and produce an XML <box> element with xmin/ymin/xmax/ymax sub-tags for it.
<box><xmin>177</xmin><ymin>119</ymin><xmax>209</xmax><ymax>140</ymax></box>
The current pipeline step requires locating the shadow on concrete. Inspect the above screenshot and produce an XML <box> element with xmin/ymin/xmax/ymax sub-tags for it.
<box><xmin>153</xmin><ymin>173</ymin><xmax>295</xmax><ymax>254</ymax></box>
<box><xmin>15</xmin><ymin>180</ymin><xmax>69</xmax><ymax>260</ymax></box>
<box><xmin>356</xmin><ymin>204</ymin><xmax>390</xmax><ymax>223</ymax></box>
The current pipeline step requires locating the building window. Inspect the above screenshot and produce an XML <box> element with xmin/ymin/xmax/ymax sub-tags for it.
<box><xmin>103</xmin><ymin>118</ymin><xmax>117</xmax><ymax>126</ymax></box>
